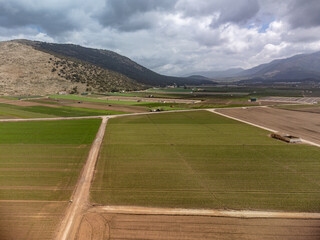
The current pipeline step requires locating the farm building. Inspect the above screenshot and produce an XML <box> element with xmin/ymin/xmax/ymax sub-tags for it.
<box><xmin>271</xmin><ymin>133</ymin><xmax>301</xmax><ymax>143</ymax></box>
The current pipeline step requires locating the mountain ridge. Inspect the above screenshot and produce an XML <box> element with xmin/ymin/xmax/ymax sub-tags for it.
<box><xmin>17</xmin><ymin>39</ymin><xmax>213</xmax><ymax>87</ymax></box>
<box><xmin>185</xmin><ymin>51</ymin><xmax>320</xmax><ymax>83</ymax></box>
<box><xmin>0</xmin><ymin>39</ymin><xmax>213</xmax><ymax>96</ymax></box>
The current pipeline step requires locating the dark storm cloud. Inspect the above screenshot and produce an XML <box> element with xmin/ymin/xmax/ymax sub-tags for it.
<box><xmin>96</xmin><ymin>0</ymin><xmax>177</xmax><ymax>31</ymax></box>
<box><xmin>176</xmin><ymin>0</ymin><xmax>260</xmax><ymax>28</ymax></box>
<box><xmin>0</xmin><ymin>1</ymin><xmax>77</xmax><ymax>35</ymax></box>
<box><xmin>212</xmin><ymin>0</ymin><xmax>260</xmax><ymax>27</ymax></box>
<box><xmin>286</xmin><ymin>0</ymin><xmax>320</xmax><ymax>29</ymax></box>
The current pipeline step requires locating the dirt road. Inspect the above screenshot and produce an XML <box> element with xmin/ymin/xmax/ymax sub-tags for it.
<box><xmin>91</xmin><ymin>206</ymin><xmax>320</xmax><ymax>219</ymax></box>
<box><xmin>212</xmin><ymin>107</ymin><xmax>320</xmax><ymax>146</ymax></box>
<box><xmin>54</xmin><ymin>117</ymin><xmax>108</xmax><ymax>240</ymax></box>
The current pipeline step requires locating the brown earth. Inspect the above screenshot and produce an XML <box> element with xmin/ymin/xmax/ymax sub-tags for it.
<box><xmin>277</xmin><ymin>105</ymin><xmax>320</xmax><ymax>114</ymax></box>
<box><xmin>75</xmin><ymin>211</ymin><xmax>320</xmax><ymax>240</ymax></box>
<box><xmin>0</xmin><ymin>41</ymin><xmax>88</xmax><ymax>96</ymax></box>
<box><xmin>0</xmin><ymin>201</ymin><xmax>67</xmax><ymax>240</ymax></box>
<box><xmin>214</xmin><ymin>106</ymin><xmax>320</xmax><ymax>145</ymax></box>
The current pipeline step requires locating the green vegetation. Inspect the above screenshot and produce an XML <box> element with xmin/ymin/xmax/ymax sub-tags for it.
<box><xmin>0</xmin><ymin>119</ymin><xmax>100</xmax><ymax>199</ymax></box>
<box><xmin>146</xmin><ymin>87</ymin><xmax>192</xmax><ymax>93</ymax></box>
<box><xmin>0</xmin><ymin>119</ymin><xmax>101</xmax><ymax>239</ymax></box>
<box><xmin>49</xmin><ymin>94</ymin><xmax>150</xmax><ymax>105</ymax></box>
<box><xmin>145</xmin><ymin>86</ymin><xmax>316</xmax><ymax>98</ymax></box>
<box><xmin>0</xmin><ymin>104</ymin><xmax>54</xmax><ymax>119</ymax></box>
<box><xmin>92</xmin><ymin>111</ymin><xmax>320</xmax><ymax>211</ymax></box>
<box><xmin>0</xmin><ymin>119</ymin><xmax>100</xmax><ymax>200</ymax></box>
<box><xmin>0</xmin><ymin>103</ymin><xmax>126</xmax><ymax>119</ymax></box>
<box><xmin>0</xmin><ymin>119</ymin><xmax>100</xmax><ymax>144</ymax></box>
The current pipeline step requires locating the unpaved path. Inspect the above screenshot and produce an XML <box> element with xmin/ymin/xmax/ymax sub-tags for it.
<box><xmin>91</xmin><ymin>205</ymin><xmax>320</xmax><ymax>219</ymax></box>
<box><xmin>54</xmin><ymin>117</ymin><xmax>108</xmax><ymax>240</ymax></box>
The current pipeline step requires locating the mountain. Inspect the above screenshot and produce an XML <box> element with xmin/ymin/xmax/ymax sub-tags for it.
<box><xmin>186</xmin><ymin>68</ymin><xmax>244</xmax><ymax>79</ymax></box>
<box><xmin>0</xmin><ymin>39</ymin><xmax>213</xmax><ymax>96</ymax></box>
<box><xmin>188</xmin><ymin>51</ymin><xmax>320</xmax><ymax>84</ymax></box>
<box><xmin>235</xmin><ymin>52</ymin><xmax>320</xmax><ymax>83</ymax></box>
<box><xmin>187</xmin><ymin>75</ymin><xmax>210</xmax><ymax>80</ymax></box>
<box><xmin>18</xmin><ymin>40</ymin><xmax>213</xmax><ymax>86</ymax></box>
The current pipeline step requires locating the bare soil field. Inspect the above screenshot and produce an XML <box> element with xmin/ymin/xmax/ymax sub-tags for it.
<box><xmin>0</xmin><ymin>201</ymin><xmax>67</xmax><ymax>240</ymax></box>
<box><xmin>75</xmin><ymin>210</ymin><xmax>320</xmax><ymax>240</ymax></box>
<box><xmin>215</xmin><ymin>107</ymin><xmax>320</xmax><ymax>145</ymax></box>
<box><xmin>260</xmin><ymin>96</ymin><xmax>320</xmax><ymax>104</ymax></box>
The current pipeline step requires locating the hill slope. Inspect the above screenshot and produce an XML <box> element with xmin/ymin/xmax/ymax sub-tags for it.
<box><xmin>20</xmin><ymin>39</ymin><xmax>213</xmax><ymax>87</ymax></box>
<box><xmin>0</xmin><ymin>41</ymin><xmax>143</xmax><ymax>96</ymax></box>
<box><xmin>236</xmin><ymin>52</ymin><xmax>320</xmax><ymax>82</ymax></box>
<box><xmin>0</xmin><ymin>39</ymin><xmax>213</xmax><ymax>96</ymax></box>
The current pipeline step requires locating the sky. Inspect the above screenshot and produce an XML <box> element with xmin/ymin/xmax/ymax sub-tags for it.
<box><xmin>1</xmin><ymin>0</ymin><xmax>320</xmax><ymax>76</ymax></box>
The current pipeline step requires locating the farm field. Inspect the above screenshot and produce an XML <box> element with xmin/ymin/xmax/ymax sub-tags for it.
<box><xmin>273</xmin><ymin>103</ymin><xmax>320</xmax><ymax>114</ymax></box>
<box><xmin>49</xmin><ymin>94</ymin><xmax>152</xmax><ymax>105</ymax></box>
<box><xmin>91</xmin><ymin>111</ymin><xmax>320</xmax><ymax>211</ymax></box>
<box><xmin>75</xmin><ymin>211</ymin><xmax>320</xmax><ymax>240</ymax></box>
<box><xmin>0</xmin><ymin>119</ymin><xmax>101</xmax><ymax>240</ymax></box>
<box><xmin>215</xmin><ymin>107</ymin><xmax>320</xmax><ymax>145</ymax></box>
<box><xmin>0</xmin><ymin>102</ymin><xmax>127</xmax><ymax>119</ymax></box>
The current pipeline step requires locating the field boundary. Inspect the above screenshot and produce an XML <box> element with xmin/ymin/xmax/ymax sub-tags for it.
<box><xmin>91</xmin><ymin>206</ymin><xmax>320</xmax><ymax>219</ymax></box>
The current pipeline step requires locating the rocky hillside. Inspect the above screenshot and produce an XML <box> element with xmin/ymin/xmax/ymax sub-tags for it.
<box><xmin>0</xmin><ymin>40</ymin><xmax>143</xmax><ymax>96</ymax></box>
<box><xmin>19</xmin><ymin>39</ymin><xmax>213</xmax><ymax>87</ymax></box>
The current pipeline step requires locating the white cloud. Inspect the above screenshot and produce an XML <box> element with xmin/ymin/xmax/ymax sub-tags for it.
<box><xmin>0</xmin><ymin>0</ymin><xmax>320</xmax><ymax>75</ymax></box>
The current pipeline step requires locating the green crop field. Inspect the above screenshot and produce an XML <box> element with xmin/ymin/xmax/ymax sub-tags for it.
<box><xmin>0</xmin><ymin>103</ymin><xmax>126</xmax><ymax>119</ymax></box>
<box><xmin>49</xmin><ymin>94</ymin><xmax>151</xmax><ymax>105</ymax></box>
<box><xmin>91</xmin><ymin>111</ymin><xmax>320</xmax><ymax>212</ymax></box>
<box><xmin>0</xmin><ymin>119</ymin><xmax>101</xmax><ymax>239</ymax></box>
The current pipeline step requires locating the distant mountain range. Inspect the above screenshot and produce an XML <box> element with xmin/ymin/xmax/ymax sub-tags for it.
<box><xmin>188</xmin><ymin>52</ymin><xmax>320</xmax><ymax>83</ymax></box>
<box><xmin>1</xmin><ymin>39</ymin><xmax>320</xmax><ymax>96</ymax></box>
<box><xmin>187</xmin><ymin>68</ymin><xmax>244</xmax><ymax>79</ymax></box>
<box><xmin>0</xmin><ymin>39</ymin><xmax>212</xmax><ymax>96</ymax></box>
<box><xmin>19</xmin><ymin>40</ymin><xmax>212</xmax><ymax>86</ymax></box>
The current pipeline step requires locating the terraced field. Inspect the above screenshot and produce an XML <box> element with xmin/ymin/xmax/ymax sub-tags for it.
<box><xmin>0</xmin><ymin>119</ymin><xmax>101</xmax><ymax>240</ymax></box>
<box><xmin>91</xmin><ymin>111</ymin><xmax>320</xmax><ymax>211</ymax></box>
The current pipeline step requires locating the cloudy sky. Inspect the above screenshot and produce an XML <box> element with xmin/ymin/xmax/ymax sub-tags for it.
<box><xmin>1</xmin><ymin>0</ymin><xmax>320</xmax><ymax>76</ymax></box>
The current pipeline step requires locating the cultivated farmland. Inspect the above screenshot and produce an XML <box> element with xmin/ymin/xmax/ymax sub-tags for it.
<box><xmin>0</xmin><ymin>119</ymin><xmax>101</xmax><ymax>240</ymax></box>
<box><xmin>91</xmin><ymin>111</ymin><xmax>320</xmax><ymax>212</ymax></box>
